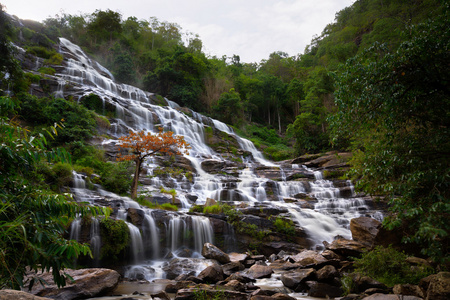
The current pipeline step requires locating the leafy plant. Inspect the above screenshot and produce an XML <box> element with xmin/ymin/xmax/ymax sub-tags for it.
<box><xmin>273</xmin><ymin>217</ymin><xmax>296</xmax><ymax>235</ymax></box>
<box><xmin>352</xmin><ymin>246</ymin><xmax>434</xmax><ymax>287</ymax></box>
<box><xmin>330</xmin><ymin>6</ymin><xmax>450</xmax><ymax>263</ymax></box>
<box><xmin>99</xmin><ymin>218</ymin><xmax>129</xmax><ymax>261</ymax></box>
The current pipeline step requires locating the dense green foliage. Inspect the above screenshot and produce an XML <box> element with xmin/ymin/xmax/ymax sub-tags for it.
<box><xmin>352</xmin><ymin>246</ymin><xmax>434</xmax><ymax>287</ymax></box>
<box><xmin>330</xmin><ymin>3</ymin><xmax>450</xmax><ymax>263</ymax></box>
<box><xmin>99</xmin><ymin>218</ymin><xmax>129</xmax><ymax>261</ymax></box>
<box><xmin>0</xmin><ymin>96</ymin><xmax>108</xmax><ymax>289</ymax></box>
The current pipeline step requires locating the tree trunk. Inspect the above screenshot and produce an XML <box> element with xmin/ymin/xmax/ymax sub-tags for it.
<box><xmin>277</xmin><ymin>106</ymin><xmax>281</xmax><ymax>133</ymax></box>
<box><xmin>130</xmin><ymin>158</ymin><xmax>142</xmax><ymax>199</ymax></box>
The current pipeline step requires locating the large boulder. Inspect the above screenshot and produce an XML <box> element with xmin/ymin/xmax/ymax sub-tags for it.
<box><xmin>246</xmin><ymin>264</ymin><xmax>273</xmax><ymax>279</ymax></box>
<box><xmin>280</xmin><ymin>268</ymin><xmax>316</xmax><ymax>292</ymax></box>
<box><xmin>325</xmin><ymin>237</ymin><xmax>367</xmax><ymax>257</ymax></box>
<box><xmin>316</xmin><ymin>265</ymin><xmax>339</xmax><ymax>282</ymax></box>
<box><xmin>420</xmin><ymin>272</ymin><xmax>450</xmax><ymax>300</ymax></box>
<box><xmin>201</xmin><ymin>159</ymin><xmax>227</xmax><ymax>173</ymax></box>
<box><xmin>163</xmin><ymin>258</ymin><xmax>212</xmax><ymax>280</ymax></box>
<box><xmin>202</xmin><ymin>243</ymin><xmax>230</xmax><ymax>264</ymax></box>
<box><xmin>349</xmin><ymin>273</ymin><xmax>388</xmax><ymax>293</ymax></box>
<box><xmin>197</xmin><ymin>262</ymin><xmax>224</xmax><ymax>283</ymax></box>
<box><xmin>350</xmin><ymin>217</ymin><xmax>381</xmax><ymax>248</ymax></box>
<box><xmin>290</xmin><ymin>250</ymin><xmax>328</xmax><ymax>267</ymax></box>
<box><xmin>0</xmin><ymin>290</ymin><xmax>52</xmax><ymax>300</ymax></box>
<box><xmin>393</xmin><ymin>284</ymin><xmax>424</xmax><ymax>298</ymax></box>
<box><xmin>27</xmin><ymin>268</ymin><xmax>120</xmax><ymax>300</ymax></box>
<box><xmin>306</xmin><ymin>281</ymin><xmax>343</xmax><ymax>298</ymax></box>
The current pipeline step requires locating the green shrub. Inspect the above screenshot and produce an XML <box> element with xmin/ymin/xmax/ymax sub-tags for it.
<box><xmin>264</xmin><ymin>144</ymin><xmax>294</xmax><ymax>161</ymax></box>
<box><xmin>189</xmin><ymin>205</ymin><xmax>204</xmax><ymax>213</ymax></box>
<box><xmin>32</xmin><ymin>162</ymin><xmax>73</xmax><ymax>191</ymax></box>
<box><xmin>52</xmin><ymin>162</ymin><xmax>73</xmax><ymax>189</ymax></box>
<box><xmin>26</xmin><ymin>46</ymin><xmax>55</xmax><ymax>59</ymax></box>
<box><xmin>160</xmin><ymin>203</ymin><xmax>178</xmax><ymax>211</ymax></box>
<box><xmin>352</xmin><ymin>246</ymin><xmax>434</xmax><ymax>287</ymax></box>
<box><xmin>203</xmin><ymin>204</ymin><xmax>223</xmax><ymax>214</ymax></box>
<box><xmin>24</xmin><ymin>72</ymin><xmax>41</xmax><ymax>84</ymax></box>
<box><xmin>273</xmin><ymin>217</ymin><xmax>296</xmax><ymax>235</ymax></box>
<box><xmin>38</xmin><ymin>67</ymin><xmax>56</xmax><ymax>75</ymax></box>
<box><xmin>44</xmin><ymin>53</ymin><xmax>63</xmax><ymax>65</ymax></box>
<box><xmin>99</xmin><ymin>218</ymin><xmax>129</xmax><ymax>260</ymax></box>
<box><xmin>100</xmin><ymin>161</ymin><xmax>133</xmax><ymax>195</ymax></box>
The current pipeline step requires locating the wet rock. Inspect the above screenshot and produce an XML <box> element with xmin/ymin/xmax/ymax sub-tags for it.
<box><xmin>197</xmin><ymin>262</ymin><xmax>224</xmax><ymax>283</ymax></box>
<box><xmin>290</xmin><ymin>250</ymin><xmax>328</xmax><ymax>266</ymax></box>
<box><xmin>174</xmin><ymin>274</ymin><xmax>203</xmax><ymax>283</ymax></box>
<box><xmin>229</xmin><ymin>252</ymin><xmax>249</xmax><ymax>263</ymax></box>
<box><xmin>406</xmin><ymin>256</ymin><xmax>433</xmax><ymax>269</ymax></box>
<box><xmin>201</xmin><ymin>159</ymin><xmax>227</xmax><ymax>173</ymax></box>
<box><xmin>223</xmin><ymin>279</ymin><xmax>247</xmax><ymax>292</ymax></box>
<box><xmin>27</xmin><ymin>268</ymin><xmax>120</xmax><ymax>300</ymax></box>
<box><xmin>306</xmin><ymin>281</ymin><xmax>343</xmax><ymax>298</ymax></box>
<box><xmin>165</xmin><ymin>281</ymin><xmax>197</xmax><ymax>293</ymax></box>
<box><xmin>202</xmin><ymin>243</ymin><xmax>230</xmax><ymax>264</ymax></box>
<box><xmin>291</xmin><ymin>153</ymin><xmax>323</xmax><ymax>164</ymax></box>
<box><xmin>393</xmin><ymin>284</ymin><xmax>424</xmax><ymax>298</ymax></box>
<box><xmin>240</xmin><ymin>206</ymin><xmax>288</xmax><ymax>218</ymax></box>
<box><xmin>301</xmin><ymin>152</ymin><xmax>352</xmax><ymax>169</ymax></box>
<box><xmin>280</xmin><ymin>268</ymin><xmax>316</xmax><ymax>292</ymax></box>
<box><xmin>326</xmin><ymin>237</ymin><xmax>367</xmax><ymax>257</ymax></box>
<box><xmin>286</xmin><ymin>170</ymin><xmax>315</xmax><ymax>180</ymax></box>
<box><xmin>420</xmin><ymin>272</ymin><xmax>450</xmax><ymax>300</ymax></box>
<box><xmin>0</xmin><ymin>290</ymin><xmax>52</xmax><ymax>300</ymax></box>
<box><xmin>316</xmin><ymin>265</ymin><xmax>339</xmax><ymax>282</ymax></box>
<box><xmin>350</xmin><ymin>217</ymin><xmax>381</xmax><ymax>248</ymax></box>
<box><xmin>254</xmin><ymin>166</ymin><xmax>283</xmax><ymax>180</ymax></box>
<box><xmin>150</xmin><ymin>290</ymin><xmax>171</xmax><ymax>300</ymax></box>
<box><xmin>240</xmin><ymin>215</ymin><xmax>273</xmax><ymax>230</ymax></box>
<box><xmin>127</xmin><ymin>207</ymin><xmax>145</xmax><ymax>226</ymax></box>
<box><xmin>349</xmin><ymin>273</ymin><xmax>388</xmax><ymax>293</ymax></box>
<box><xmin>268</xmin><ymin>259</ymin><xmax>298</xmax><ymax>271</ymax></box>
<box><xmin>321</xmin><ymin>249</ymin><xmax>342</xmax><ymax>260</ymax></box>
<box><xmin>246</xmin><ymin>264</ymin><xmax>273</xmax><ymax>279</ymax></box>
<box><xmin>272</xmin><ymin>293</ymin><xmax>297</xmax><ymax>300</ymax></box>
<box><xmin>222</xmin><ymin>261</ymin><xmax>245</xmax><ymax>276</ymax></box>
<box><xmin>225</xmin><ymin>272</ymin><xmax>256</xmax><ymax>284</ymax></box>
<box><xmin>163</xmin><ymin>258</ymin><xmax>207</xmax><ymax>280</ymax></box>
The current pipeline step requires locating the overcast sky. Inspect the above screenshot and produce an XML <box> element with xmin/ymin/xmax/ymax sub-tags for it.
<box><xmin>2</xmin><ymin>0</ymin><xmax>354</xmax><ymax>63</ymax></box>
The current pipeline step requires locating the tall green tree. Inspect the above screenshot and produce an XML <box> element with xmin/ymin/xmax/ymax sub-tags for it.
<box><xmin>330</xmin><ymin>4</ymin><xmax>450</xmax><ymax>262</ymax></box>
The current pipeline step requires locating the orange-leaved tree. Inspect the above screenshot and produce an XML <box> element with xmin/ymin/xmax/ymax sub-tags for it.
<box><xmin>116</xmin><ymin>129</ymin><xmax>190</xmax><ymax>199</ymax></box>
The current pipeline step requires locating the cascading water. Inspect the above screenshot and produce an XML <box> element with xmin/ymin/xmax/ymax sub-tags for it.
<box><xmin>54</xmin><ymin>37</ymin><xmax>383</xmax><ymax>283</ymax></box>
<box><xmin>90</xmin><ymin>217</ymin><xmax>101</xmax><ymax>266</ymax></box>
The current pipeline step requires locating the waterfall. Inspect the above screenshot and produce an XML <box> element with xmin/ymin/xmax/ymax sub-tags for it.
<box><xmin>191</xmin><ymin>216</ymin><xmax>214</xmax><ymax>254</ymax></box>
<box><xmin>127</xmin><ymin>222</ymin><xmax>144</xmax><ymax>263</ymax></box>
<box><xmin>90</xmin><ymin>218</ymin><xmax>101</xmax><ymax>265</ymax></box>
<box><xmin>143</xmin><ymin>213</ymin><xmax>160</xmax><ymax>259</ymax></box>
<box><xmin>168</xmin><ymin>216</ymin><xmax>186</xmax><ymax>254</ymax></box>
<box><xmin>49</xmin><ymin>37</ymin><xmax>384</xmax><ymax>280</ymax></box>
<box><xmin>69</xmin><ymin>217</ymin><xmax>81</xmax><ymax>242</ymax></box>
